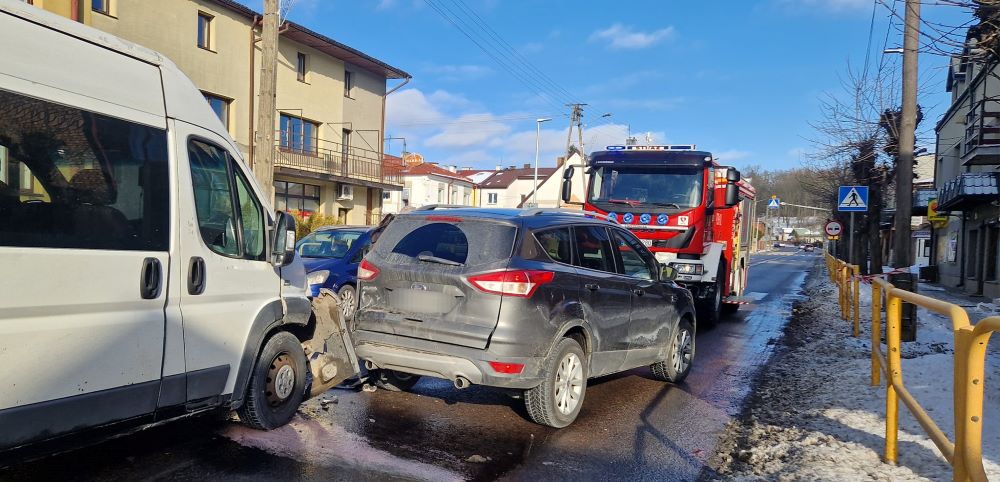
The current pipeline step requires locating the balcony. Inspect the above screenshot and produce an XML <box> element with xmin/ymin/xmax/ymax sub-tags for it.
<box><xmin>273</xmin><ymin>137</ymin><xmax>403</xmax><ymax>189</ymax></box>
<box><xmin>937</xmin><ymin>172</ymin><xmax>1000</xmax><ymax>211</ymax></box>
<box><xmin>962</xmin><ymin>101</ymin><xmax>1000</xmax><ymax>165</ymax></box>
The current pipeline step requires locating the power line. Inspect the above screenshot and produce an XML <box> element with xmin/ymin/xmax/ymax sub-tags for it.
<box><xmin>422</xmin><ymin>0</ymin><xmax>568</xmax><ymax>111</ymax></box>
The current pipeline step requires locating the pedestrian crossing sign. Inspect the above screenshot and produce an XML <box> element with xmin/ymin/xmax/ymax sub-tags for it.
<box><xmin>767</xmin><ymin>197</ymin><xmax>781</xmax><ymax>209</ymax></box>
<box><xmin>838</xmin><ymin>186</ymin><xmax>868</xmax><ymax>212</ymax></box>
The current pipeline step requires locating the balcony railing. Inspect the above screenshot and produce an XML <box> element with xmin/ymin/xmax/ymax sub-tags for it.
<box><xmin>962</xmin><ymin>101</ymin><xmax>1000</xmax><ymax>165</ymax></box>
<box><xmin>273</xmin><ymin>136</ymin><xmax>403</xmax><ymax>186</ymax></box>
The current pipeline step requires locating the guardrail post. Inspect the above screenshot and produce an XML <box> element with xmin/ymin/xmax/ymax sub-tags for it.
<box><xmin>840</xmin><ymin>265</ymin><xmax>849</xmax><ymax>321</ymax></box>
<box><xmin>853</xmin><ymin>265</ymin><xmax>861</xmax><ymax>337</ymax></box>
<box><xmin>871</xmin><ymin>282</ymin><xmax>882</xmax><ymax>386</ymax></box>
<box><xmin>885</xmin><ymin>291</ymin><xmax>901</xmax><ymax>464</ymax></box>
<box><xmin>955</xmin><ymin>323</ymin><xmax>981</xmax><ymax>482</ymax></box>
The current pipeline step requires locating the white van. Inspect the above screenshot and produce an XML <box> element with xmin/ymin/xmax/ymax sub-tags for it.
<box><xmin>0</xmin><ymin>1</ymin><xmax>342</xmax><ymax>452</ymax></box>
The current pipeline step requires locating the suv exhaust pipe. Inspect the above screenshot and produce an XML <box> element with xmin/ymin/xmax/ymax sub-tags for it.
<box><xmin>453</xmin><ymin>376</ymin><xmax>471</xmax><ymax>389</ymax></box>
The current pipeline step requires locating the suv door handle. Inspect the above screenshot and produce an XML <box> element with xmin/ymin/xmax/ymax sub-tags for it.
<box><xmin>188</xmin><ymin>257</ymin><xmax>206</xmax><ymax>295</ymax></box>
<box><xmin>140</xmin><ymin>257</ymin><xmax>162</xmax><ymax>299</ymax></box>
<box><xmin>585</xmin><ymin>283</ymin><xmax>600</xmax><ymax>291</ymax></box>
<box><xmin>632</xmin><ymin>288</ymin><xmax>645</xmax><ymax>296</ymax></box>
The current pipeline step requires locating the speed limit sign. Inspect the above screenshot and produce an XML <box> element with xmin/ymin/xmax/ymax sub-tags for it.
<box><xmin>825</xmin><ymin>220</ymin><xmax>843</xmax><ymax>237</ymax></box>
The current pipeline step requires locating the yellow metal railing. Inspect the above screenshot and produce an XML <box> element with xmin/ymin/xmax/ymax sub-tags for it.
<box><xmin>825</xmin><ymin>251</ymin><xmax>993</xmax><ymax>481</ymax></box>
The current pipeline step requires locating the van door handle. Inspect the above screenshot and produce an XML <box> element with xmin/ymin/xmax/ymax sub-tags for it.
<box><xmin>188</xmin><ymin>257</ymin><xmax>206</xmax><ymax>295</ymax></box>
<box><xmin>585</xmin><ymin>283</ymin><xmax>600</xmax><ymax>291</ymax></box>
<box><xmin>140</xmin><ymin>257</ymin><xmax>162</xmax><ymax>300</ymax></box>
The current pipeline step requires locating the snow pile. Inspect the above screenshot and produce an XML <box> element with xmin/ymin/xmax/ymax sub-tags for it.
<box><xmin>709</xmin><ymin>270</ymin><xmax>1000</xmax><ymax>481</ymax></box>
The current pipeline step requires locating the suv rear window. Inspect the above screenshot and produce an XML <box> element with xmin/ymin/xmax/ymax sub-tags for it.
<box><xmin>374</xmin><ymin>217</ymin><xmax>516</xmax><ymax>267</ymax></box>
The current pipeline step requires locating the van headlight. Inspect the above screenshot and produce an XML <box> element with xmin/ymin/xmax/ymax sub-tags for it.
<box><xmin>307</xmin><ymin>270</ymin><xmax>330</xmax><ymax>288</ymax></box>
<box><xmin>670</xmin><ymin>263</ymin><xmax>703</xmax><ymax>275</ymax></box>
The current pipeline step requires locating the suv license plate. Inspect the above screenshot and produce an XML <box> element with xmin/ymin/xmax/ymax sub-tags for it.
<box><xmin>641</xmin><ymin>239</ymin><xmax>653</xmax><ymax>247</ymax></box>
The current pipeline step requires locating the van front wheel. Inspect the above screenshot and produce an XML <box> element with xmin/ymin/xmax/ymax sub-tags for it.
<box><xmin>238</xmin><ymin>331</ymin><xmax>307</xmax><ymax>430</ymax></box>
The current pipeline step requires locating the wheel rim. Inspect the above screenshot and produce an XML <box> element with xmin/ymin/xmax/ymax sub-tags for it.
<box><xmin>554</xmin><ymin>352</ymin><xmax>584</xmax><ymax>415</ymax></box>
<box><xmin>340</xmin><ymin>287</ymin><xmax>356</xmax><ymax>319</ymax></box>
<box><xmin>266</xmin><ymin>353</ymin><xmax>296</xmax><ymax>407</ymax></box>
<box><xmin>670</xmin><ymin>328</ymin><xmax>693</xmax><ymax>374</ymax></box>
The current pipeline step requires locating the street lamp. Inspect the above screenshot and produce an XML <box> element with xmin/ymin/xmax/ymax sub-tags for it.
<box><xmin>532</xmin><ymin>117</ymin><xmax>552</xmax><ymax>206</ymax></box>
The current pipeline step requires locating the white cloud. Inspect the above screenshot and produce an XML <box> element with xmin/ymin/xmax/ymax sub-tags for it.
<box><xmin>715</xmin><ymin>149</ymin><xmax>752</xmax><ymax>162</ymax></box>
<box><xmin>385</xmin><ymin>89</ymin><xmax>447</xmax><ymax>127</ymax></box>
<box><xmin>589</xmin><ymin>23</ymin><xmax>675</xmax><ymax>50</ymax></box>
<box><xmin>426</xmin><ymin>113</ymin><xmax>512</xmax><ymax>148</ymax></box>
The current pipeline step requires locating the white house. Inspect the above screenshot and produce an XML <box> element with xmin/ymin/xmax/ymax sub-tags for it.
<box><xmin>382</xmin><ymin>162</ymin><xmax>475</xmax><ymax>214</ymax></box>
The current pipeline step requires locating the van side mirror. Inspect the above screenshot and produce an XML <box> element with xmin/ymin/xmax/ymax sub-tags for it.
<box><xmin>563</xmin><ymin>165</ymin><xmax>575</xmax><ymax>180</ymax></box>
<box><xmin>660</xmin><ymin>264</ymin><xmax>678</xmax><ymax>281</ymax></box>
<box><xmin>561</xmin><ymin>179</ymin><xmax>572</xmax><ymax>203</ymax></box>
<box><xmin>271</xmin><ymin>211</ymin><xmax>297</xmax><ymax>267</ymax></box>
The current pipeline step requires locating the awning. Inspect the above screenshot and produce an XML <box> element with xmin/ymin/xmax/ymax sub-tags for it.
<box><xmin>937</xmin><ymin>172</ymin><xmax>1000</xmax><ymax>211</ymax></box>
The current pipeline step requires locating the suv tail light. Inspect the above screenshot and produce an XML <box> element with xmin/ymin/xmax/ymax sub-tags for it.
<box><xmin>358</xmin><ymin>259</ymin><xmax>380</xmax><ymax>281</ymax></box>
<box><xmin>467</xmin><ymin>270</ymin><xmax>555</xmax><ymax>298</ymax></box>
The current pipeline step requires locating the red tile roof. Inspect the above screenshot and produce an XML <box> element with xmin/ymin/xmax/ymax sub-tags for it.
<box><xmin>401</xmin><ymin>163</ymin><xmax>474</xmax><ymax>183</ymax></box>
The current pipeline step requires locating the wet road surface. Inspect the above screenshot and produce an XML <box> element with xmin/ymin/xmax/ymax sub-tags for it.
<box><xmin>2</xmin><ymin>249</ymin><xmax>818</xmax><ymax>482</ymax></box>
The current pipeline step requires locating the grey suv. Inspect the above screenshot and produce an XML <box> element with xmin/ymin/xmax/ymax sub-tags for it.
<box><xmin>353</xmin><ymin>208</ymin><xmax>696</xmax><ymax>427</ymax></box>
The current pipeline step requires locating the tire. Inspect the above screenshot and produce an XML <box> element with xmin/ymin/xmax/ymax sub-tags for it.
<box><xmin>524</xmin><ymin>338</ymin><xmax>587</xmax><ymax>428</ymax></box>
<box><xmin>237</xmin><ymin>331</ymin><xmax>307</xmax><ymax>430</ymax></box>
<box><xmin>373</xmin><ymin>369</ymin><xmax>421</xmax><ymax>392</ymax></box>
<box><xmin>338</xmin><ymin>284</ymin><xmax>357</xmax><ymax>320</ymax></box>
<box><xmin>650</xmin><ymin>318</ymin><xmax>695</xmax><ymax>384</ymax></box>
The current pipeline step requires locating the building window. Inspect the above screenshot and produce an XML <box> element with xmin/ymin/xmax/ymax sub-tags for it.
<box><xmin>988</xmin><ymin>227</ymin><xmax>999</xmax><ymax>281</ymax></box>
<box><xmin>197</xmin><ymin>12</ymin><xmax>213</xmax><ymax>50</ymax></box>
<box><xmin>487</xmin><ymin>192</ymin><xmax>498</xmax><ymax>205</ymax></box>
<box><xmin>273</xmin><ymin>180</ymin><xmax>320</xmax><ymax>215</ymax></box>
<box><xmin>382</xmin><ymin>191</ymin><xmax>391</xmax><ymax>200</ymax></box>
<box><xmin>92</xmin><ymin>0</ymin><xmax>110</xmax><ymax>15</ymax></box>
<box><xmin>463</xmin><ymin>192</ymin><xmax>470</xmax><ymax>205</ymax></box>
<box><xmin>968</xmin><ymin>229</ymin><xmax>979</xmax><ymax>276</ymax></box>
<box><xmin>202</xmin><ymin>92</ymin><xmax>230</xmax><ymax>129</ymax></box>
<box><xmin>344</xmin><ymin>70</ymin><xmax>354</xmax><ymax>98</ymax></box>
<box><xmin>296</xmin><ymin>52</ymin><xmax>307</xmax><ymax>82</ymax></box>
<box><xmin>279</xmin><ymin>113</ymin><xmax>319</xmax><ymax>155</ymax></box>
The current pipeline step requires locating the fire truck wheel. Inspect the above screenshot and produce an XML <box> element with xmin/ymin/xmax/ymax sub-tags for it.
<box><xmin>700</xmin><ymin>265</ymin><xmax>724</xmax><ymax>325</ymax></box>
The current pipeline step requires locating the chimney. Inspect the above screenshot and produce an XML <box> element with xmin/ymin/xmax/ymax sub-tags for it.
<box><xmin>523</xmin><ymin>163</ymin><xmax>530</xmax><ymax>169</ymax></box>
<box><xmin>557</xmin><ymin>156</ymin><xmax>565</xmax><ymax>167</ymax></box>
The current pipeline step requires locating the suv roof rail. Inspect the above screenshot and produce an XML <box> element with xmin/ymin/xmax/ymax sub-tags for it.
<box><xmin>519</xmin><ymin>208</ymin><xmax>611</xmax><ymax>222</ymax></box>
<box><xmin>413</xmin><ymin>204</ymin><xmax>467</xmax><ymax>211</ymax></box>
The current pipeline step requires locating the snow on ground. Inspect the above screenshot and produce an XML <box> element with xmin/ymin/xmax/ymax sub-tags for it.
<box><xmin>708</xmin><ymin>267</ymin><xmax>1000</xmax><ymax>481</ymax></box>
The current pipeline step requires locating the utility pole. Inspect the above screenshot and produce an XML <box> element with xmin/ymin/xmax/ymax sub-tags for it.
<box><xmin>892</xmin><ymin>0</ymin><xmax>920</xmax><ymax>268</ymax></box>
<box><xmin>253</xmin><ymin>0</ymin><xmax>280</xmax><ymax>201</ymax></box>
<box><xmin>564</xmin><ymin>103</ymin><xmax>586</xmax><ymax>154</ymax></box>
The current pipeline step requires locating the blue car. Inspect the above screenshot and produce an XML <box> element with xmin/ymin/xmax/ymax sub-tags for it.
<box><xmin>297</xmin><ymin>225</ymin><xmax>374</xmax><ymax>319</ymax></box>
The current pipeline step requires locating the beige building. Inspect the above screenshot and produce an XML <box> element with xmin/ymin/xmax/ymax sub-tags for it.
<box><xmin>27</xmin><ymin>0</ymin><xmax>409</xmax><ymax>225</ymax></box>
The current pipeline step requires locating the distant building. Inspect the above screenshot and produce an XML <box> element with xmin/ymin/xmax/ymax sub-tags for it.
<box><xmin>477</xmin><ymin>164</ymin><xmax>558</xmax><ymax>208</ymax></box>
<box><xmin>382</xmin><ymin>163</ymin><xmax>475</xmax><ymax>214</ymax></box>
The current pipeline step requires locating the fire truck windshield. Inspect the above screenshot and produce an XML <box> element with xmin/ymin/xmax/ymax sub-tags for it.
<box><xmin>588</xmin><ymin>167</ymin><xmax>703</xmax><ymax>210</ymax></box>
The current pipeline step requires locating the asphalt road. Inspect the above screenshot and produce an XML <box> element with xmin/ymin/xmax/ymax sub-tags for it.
<box><xmin>2</xmin><ymin>248</ymin><xmax>818</xmax><ymax>482</ymax></box>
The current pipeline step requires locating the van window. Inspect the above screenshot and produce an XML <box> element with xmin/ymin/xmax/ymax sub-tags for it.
<box><xmin>188</xmin><ymin>139</ymin><xmax>264</xmax><ymax>260</ymax></box>
<box><xmin>0</xmin><ymin>88</ymin><xmax>169</xmax><ymax>251</ymax></box>
<box><xmin>572</xmin><ymin>226</ymin><xmax>616</xmax><ymax>273</ymax></box>
<box><xmin>374</xmin><ymin>217</ymin><xmax>516</xmax><ymax>268</ymax></box>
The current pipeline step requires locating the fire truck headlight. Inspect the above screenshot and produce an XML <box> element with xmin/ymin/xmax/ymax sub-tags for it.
<box><xmin>671</xmin><ymin>263</ymin><xmax>704</xmax><ymax>275</ymax></box>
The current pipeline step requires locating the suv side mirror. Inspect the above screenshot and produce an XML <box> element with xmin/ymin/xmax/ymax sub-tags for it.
<box><xmin>561</xmin><ymin>179</ymin><xmax>572</xmax><ymax>203</ymax></box>
<box><xmin>271</xmin><ymin>211</ymin><xmax>297</xmax><ymax>267</ymax></box>
<box><xmin>659</xmin><ymin>264</ymin><xmax>678</xmax><ymax>281</ymax></box>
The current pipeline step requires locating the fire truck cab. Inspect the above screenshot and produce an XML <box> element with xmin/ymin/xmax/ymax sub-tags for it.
<box><xmin>562</xmin><ymin>145</ymin><xmax>755</xmax><ymax>323</ymax></box>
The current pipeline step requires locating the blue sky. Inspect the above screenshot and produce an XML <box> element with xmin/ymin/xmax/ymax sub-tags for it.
<box><xmin>260</xmin><ymin>0</ymin><xmax>969</xmax><ymax>171</ymax></box>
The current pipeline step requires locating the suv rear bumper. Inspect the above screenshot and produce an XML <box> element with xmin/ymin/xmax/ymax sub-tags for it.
<box><xmin>353</xmin><ymin>330</ymin><xmax>546</xmax><ymax>390</ymax></box>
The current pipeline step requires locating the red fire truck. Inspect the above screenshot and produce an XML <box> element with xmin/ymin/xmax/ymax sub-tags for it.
<box><xmin>560</xmin><ymin>145</ymin><xmax>756</xmax><ymax>323</ymax></box>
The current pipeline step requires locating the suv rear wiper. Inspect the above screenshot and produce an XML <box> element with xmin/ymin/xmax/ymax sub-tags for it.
<box><xmin>417</xmin><ymin>254</ymin><xmax>464</xmax><ymax>267</ymax></box>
